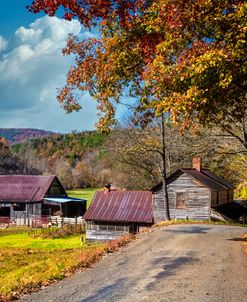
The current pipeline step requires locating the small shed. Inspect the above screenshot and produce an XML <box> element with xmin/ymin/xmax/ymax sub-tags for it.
<box><xmin>84</xmin><ymin>190</ymin><xmax>153</xmax><ymax>241</ymax></box>
<box><xmin>0</xmin><ymin>175</ymin><xmax>87</xmax><ymax>225</ymax></box>
<box><xmin>152</xmin><ymin>158</ymin><xmax>234</xmax><ymax>222</ymax></box>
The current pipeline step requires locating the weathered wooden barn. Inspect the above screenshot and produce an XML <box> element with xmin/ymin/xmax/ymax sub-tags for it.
<box><xmin>84</xmin><ymin>190</ymin><xmax>153</xmax><ymax>241</ymax></box>
<box><xmin>0</xmin><ymin>175</ymin><xmax>87</xmax><ymax>225</ymax></box>
<box><xmin>152</xmin><ymin>158</ymin><xmax>234</xmax><ymax>222</ymax></box>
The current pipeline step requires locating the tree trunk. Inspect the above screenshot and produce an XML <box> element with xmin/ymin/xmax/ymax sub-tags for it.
<box><xmin>161</xmin><ymin>114</ymin><xmax>171</xmax><ymax>220</ymax></box>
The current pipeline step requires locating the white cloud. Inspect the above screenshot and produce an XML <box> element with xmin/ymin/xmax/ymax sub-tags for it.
<box><xmin>0</xmin><ymin>16</ymin><xmax>97</xmax><ymax>132</ymax></box>
<box><xmin>0</xmin><ymin>36</ymin><xmax>8</xmax><ymax>51</ymax></box>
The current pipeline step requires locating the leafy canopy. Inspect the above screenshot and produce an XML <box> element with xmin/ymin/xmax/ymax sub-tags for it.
<box><xmin>28</xmin><ymin>0</ymin><xmax>247</xmax><ymax>137</ymax></box>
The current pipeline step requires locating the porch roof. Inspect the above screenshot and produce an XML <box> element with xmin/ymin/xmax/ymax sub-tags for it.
<box><xmin>43</xmin><ymin>197</ymin><xmax>87</xmax><ymax>205</ymax></box>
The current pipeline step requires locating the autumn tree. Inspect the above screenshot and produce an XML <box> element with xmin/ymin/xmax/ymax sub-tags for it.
<box><xmin>28</xmin><ymin>1</ymin><xmax>247</xmax><ymax>141</ymax></box>
<box><xmin>106</xmin><ymin>120</ymin><xmax>223</xmax><ymax>187</ymax></box>
<box><xmin>28</xmin><ymin>0</ymin><xmax>247</xmax><ymax>219</ymax></box>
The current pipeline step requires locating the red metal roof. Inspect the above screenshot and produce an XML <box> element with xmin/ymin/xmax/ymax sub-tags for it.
<box><xmin>84</xmin><ymin>191</ymin><xmax>153</xmax><ymax>223</ymax></box>
<box><xmin>0</xmin><ymin>175</ymin><xmax>56</xmax><ymax>202</ymax></box>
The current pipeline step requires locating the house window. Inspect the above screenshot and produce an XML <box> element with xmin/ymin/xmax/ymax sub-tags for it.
<box><xmin>176</xmin><ymin>193</ymin><xmax>187</xmax><ymax>209</ymax></box>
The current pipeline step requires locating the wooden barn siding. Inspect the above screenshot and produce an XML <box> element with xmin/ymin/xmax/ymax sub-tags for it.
<box><xmin>153</xmin><ymin>191</ymin><xmax>167</xmax><ymax>222</ymax></box>
<box><xmin>153</xmin><ymin>173</ymin><xmax>211</xmax><ymax>222</ymax></box>
<box><xmin>86</xmin><ymin>222</ymin><xmax>131</xmax><ymax>241</ymax></box>
<box><xmin>211</xmin><ymin>191</ymin><xmax>218</xmax><ymax>207</ymax></box>
<box><xmin>211</xmin><ymin>190</ymin><xmax>234</xmax><ymax>207</ymax></box>
<box><xmin>86</xmin><ymin>229</ymin><xmax>128</xmax><ymax>241</ymax></box>
<box><xmin>229</xmin><ymin>190</ymin><xmax>234</xmax><ymax>203</ymax></box>
<box><xmin>219</xmin><ymin>190</ymin><xmax>229</xmax><ymax>205</ymax></box>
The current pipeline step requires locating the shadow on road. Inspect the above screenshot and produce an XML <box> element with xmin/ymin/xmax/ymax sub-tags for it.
<box><xmin>227</xmin><ymin>237</ymin><xmax>247</xmax><ymax>242</ymax></box>
<box><xmin>165</xmin><ymin>226</ymin><xmax>210</xmax><ymax>234</ymax></box>
<box><xmin>146</xmin><ymin>252</ymin><xmax>200</xmax><ymax>290</ymax></box>
<box><xmin>79</xmin><ymin>278</ymin><xmax>127</xmax><ymax>302</ymax></box>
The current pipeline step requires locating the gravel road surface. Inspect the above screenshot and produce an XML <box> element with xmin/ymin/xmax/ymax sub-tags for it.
<box><xmin>20</xmin><ymin>224</ymin><xmax>247</xmax><ymax>302</ymax></box>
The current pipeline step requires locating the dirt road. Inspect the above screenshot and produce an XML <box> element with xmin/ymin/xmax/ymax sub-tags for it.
<box><xmin>20</xmin><ymin>225</ymin><xmax>247</xmax><ymax>302</ymax></box>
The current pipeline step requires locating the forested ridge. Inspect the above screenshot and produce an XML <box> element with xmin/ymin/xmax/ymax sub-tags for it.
<box><xmin>11</xmin><ymin>131</ymin><xmax>109</xmax><ymax>189</ymax></box>
<box><xmin>0</xmin><ymin>128</ymin><xmax>56</xmax><ymax>144</ymax></box>
<box><xmin>8</xmin><ymin>127</ymin><xmax>247</xmax><ymax>199</ymax></box>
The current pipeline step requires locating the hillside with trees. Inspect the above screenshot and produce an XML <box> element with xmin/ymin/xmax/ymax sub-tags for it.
<box><xmin>10</xmin><ymin>127</ymin><xmax>247</xmax><ymax>198</ymax></box>
<box><xmin>0</xmin><ymin>128</ymin><xmax>56</xmax><ymax>144</ymax></box>
<box><xmin>11</xmin><ymin>131</ymin><xmax>110</xmax><ymax>189</ymax></box>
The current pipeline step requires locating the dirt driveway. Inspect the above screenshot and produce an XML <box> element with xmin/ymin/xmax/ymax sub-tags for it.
<box><xmin>20</xmin><ymin>224</ymin><xmax>247</xmax><ymax>302</ymax></box>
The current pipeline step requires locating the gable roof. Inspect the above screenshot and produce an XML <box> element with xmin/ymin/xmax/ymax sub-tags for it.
<box><xmin>84</xmin><ymin>190</ymin><xmax>153</xmax><ymax>223</ymax></box>
<box><xmin>152</xmin><ymin>168</ymin><xmax>233</xmax><ymax>192</ymax></box>
<box><xmin>0</xmin><ymin>175</ymin><xmax>58</xmax><ymax>202</ymax></box>
<box><xmin>199</xmin><ymin>169</ymin><xmax>233</xmax><ymax>189</ymax></box>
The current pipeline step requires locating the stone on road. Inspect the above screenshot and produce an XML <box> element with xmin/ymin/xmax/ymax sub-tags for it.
<box><xmin>20</xmin><ymin>225</ymin><xmax>247</xmax><ymax>302</ymax></box>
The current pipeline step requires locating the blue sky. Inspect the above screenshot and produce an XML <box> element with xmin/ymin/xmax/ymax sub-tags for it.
<box><xmin>0</xmin><ymin>1</ymin><xmax>98</xmax><ymax>133</ymax></box>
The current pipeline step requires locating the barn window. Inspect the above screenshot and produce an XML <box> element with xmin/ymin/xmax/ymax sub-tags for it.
<box><xmin>13</xmin><ymin>203</ymin><xmax>25</xmax><ymax>211</ymax></box>
<box><xmin>176</xmin><ymin>193</ymin><xmax>187</xmax><ymax>209</ymax></box>
<box><xmin>87</xmin><ymin>221</ymin><xmax>95</xmax><ymax>230</ymax></box>
<box><xmin>99</xmin><ymin>224</ymin><xmax>107</xmax><ymax>231</ymax></box>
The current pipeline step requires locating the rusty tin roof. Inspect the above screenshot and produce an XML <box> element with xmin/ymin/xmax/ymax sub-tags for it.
<box><xmin>0</xmin><ymin>175</ymin><xmax>57</xmax><ymax>202</ymax></box>
<box><xmin>84</xmin><ymin>190</ymin><xmax>153</xmax><ymax>223</ymax></box>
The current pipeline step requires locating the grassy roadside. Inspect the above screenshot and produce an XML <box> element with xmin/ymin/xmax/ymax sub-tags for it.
<box><xmin>0</xmin><ymin>229</ymin><xmax>133</xmax><ymax>302</ymax></box>
<box><xmin>153</xmin><ymin>219</ymin><xmax>247</xmax><ymax>228</ymax></box>
<box><xmin>67</xmin><ymin>188</ymin><xmax>99</xmax><ymax>208</ymax></box>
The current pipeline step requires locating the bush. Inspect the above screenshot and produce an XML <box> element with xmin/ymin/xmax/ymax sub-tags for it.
<box><xmin>29</xmin><ymin>224</ymin><xmax>85</xmax><ymax>239</ymax></box>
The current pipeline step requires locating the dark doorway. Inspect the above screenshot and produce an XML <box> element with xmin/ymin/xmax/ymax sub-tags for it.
<box><xmin>0</xmin><ymin>206</ymin><xmax>10</xmax><ymax>217</ymax></box>
<box><xmin>62</xmin><ymin>202</ymin><xmax>87</xmax><ymax>218</ymax></box>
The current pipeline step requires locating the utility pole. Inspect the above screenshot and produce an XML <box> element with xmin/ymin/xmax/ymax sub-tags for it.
<box><xmin>161</xmin><ymin>113</ymin><xmax>171</xmax><ymax>220</ymax></box>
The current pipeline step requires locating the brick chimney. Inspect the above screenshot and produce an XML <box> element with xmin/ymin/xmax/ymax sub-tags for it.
<box><xmin>104</xmin><ymin>184</ymin><xmax>118</xmax><ymax>193</ymax></box>
<box><xmin>104</xmin><ymin>183</ymin><xmax>111</xmax><ymax>192</ymax></box>
<box><xmin>192</xmin><ymin>157</ymin><xmax>202</xmax><ymax>171</ymax></box>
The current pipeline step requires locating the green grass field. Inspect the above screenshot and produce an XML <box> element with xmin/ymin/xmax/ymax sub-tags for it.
<box><xmin>67</xmin><ymin>188</ymin><xmax>99</xmax><ymax>208</ymax></box>
<box><xmin>0</xmin><ymin>229</ymin><xmax>106</xmax><ymax>300</ymax></box>
<box><xmin>0</xmin><ymin>232</ymin><xmax>83</xmax><ymax>249</ymax></box>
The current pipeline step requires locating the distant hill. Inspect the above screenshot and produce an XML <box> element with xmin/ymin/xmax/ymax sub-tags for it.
<box><xmin>11</xmin><ymin>131</ymin><xmax>109</xmax><ymax>189</ymax></box>
<box><xmin>0</xmin><ymin>128</ymin><xmax>56</xmax><ymax>144</ymax></box>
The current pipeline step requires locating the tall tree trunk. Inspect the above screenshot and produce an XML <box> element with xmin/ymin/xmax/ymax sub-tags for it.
<box><xmin>161</xmin><ymin>113</ymin><xmax>171</xmax><ymax>220</ymax></box>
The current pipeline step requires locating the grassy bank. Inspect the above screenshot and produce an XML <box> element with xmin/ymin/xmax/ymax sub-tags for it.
<box><xmin>0</xmin><ymin>228</ymin><xmax>133</xmax><ymax>301</ymax></box>
<box><xmin>67</xmin><ymin>188</ymin><xmax>99</xmax><ymax>208</ymax></box>
<box><xmin>0</xmin><ymin>230</ymin><xmax>106</xmax><ymax>301</ymax></box>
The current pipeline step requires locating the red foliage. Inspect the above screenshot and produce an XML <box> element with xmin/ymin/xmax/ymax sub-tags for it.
<box><xmin>27</xmin><ymin>0</ymin><xmax>247</xmax><ymax>139</ymax></box>
<box><xmin>28</xmin><ymin>0</ymin><xmax>146</xmax><ymax>29</ymax></box>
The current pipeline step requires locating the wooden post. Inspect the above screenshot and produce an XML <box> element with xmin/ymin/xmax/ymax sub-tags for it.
<box><xmin>161</xmin><ymin>113</ymin><xmax>171</xmax><ymax>220</ymax></box>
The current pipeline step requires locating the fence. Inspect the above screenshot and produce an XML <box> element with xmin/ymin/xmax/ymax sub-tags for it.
<box><xmin>0</xmin><ymin>214</ymin><xmax>85</xmax><ymax>228</ymax></box>
<box><xmin>49</xmin><ymin>216</ymin><xmax>85</xmax><ymax>227</ymax></box>
<box><xmin>31</xmin><ymin>216</ymin><xmax>49</xmax><ymax>227</ymax></box>
<box><xmin>0</xmin><ymin>216</ymin><xmax>11</xmax><ymax>227</ymax></box>
<box><xmin>11</xmin><ymin>213</ymin><xmax>49</xmax><ymax>227</ymax></box>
